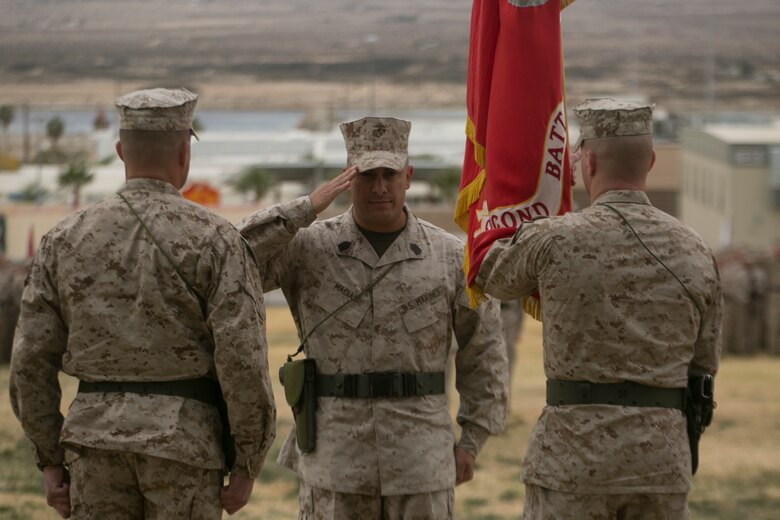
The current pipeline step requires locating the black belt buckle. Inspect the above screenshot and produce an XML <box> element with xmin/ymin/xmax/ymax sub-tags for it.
<box><xmin>369</xmin><ymin>373</ymin><xmax>395</xmax><ymax>398</ymax></box>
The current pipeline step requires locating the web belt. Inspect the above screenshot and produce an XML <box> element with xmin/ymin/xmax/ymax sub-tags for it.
<box><xmin>317</xmin><ymin>371</ymin><xmax>445</xmax><ymax>398</ymax></box>
<box><xmin>546</xmin><ymin>380</ymin><xmax>686</xmax><ymax>411</ymax></box>
<box><xmin>78</xmin><ymin>378</ymin><xmax>219</xmax><ymax>407</ymax></box>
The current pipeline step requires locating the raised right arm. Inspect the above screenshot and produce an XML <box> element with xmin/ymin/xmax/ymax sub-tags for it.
<box><xmin>236</xmin><ymin>166</ymin><xmax>357</xmax><ymax>292</ymax></box>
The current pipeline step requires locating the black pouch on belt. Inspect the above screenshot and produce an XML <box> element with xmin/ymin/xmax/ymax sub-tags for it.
<box><xmin>279</xmin><ymin>358</ymin><xmax>317</xmax><ymax>453</ymax></box>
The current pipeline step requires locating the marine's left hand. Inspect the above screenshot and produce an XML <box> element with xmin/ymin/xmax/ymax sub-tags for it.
<box><xmin>42</xmin><ymin>465</ymin><xmax>71</xmax><ymax>518</ymax></box>
<box><xmin>454</xmin><ymin>446</ymin><xmax>475</xmax><ymax>486</ymax></box>
<box><xmin>220</xmin><ymin>473</ymin><xmax>255</xmax><ymax>515</ymax></box>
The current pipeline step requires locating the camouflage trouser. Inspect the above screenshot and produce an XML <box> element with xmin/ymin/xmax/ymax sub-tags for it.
<box><xmin>65</xmin><ymin>446</ymin><xmax>223</xmax><ymax>520</ymax></box>
<box><xmin>298</xmin><ymin>480</ymin><xmax>454</xmax><ymax>520</ymax></box>
<box><xmin>522</xmin><ymin>484</ymin><xmax>689</xmax><ymax>520</ymax></box>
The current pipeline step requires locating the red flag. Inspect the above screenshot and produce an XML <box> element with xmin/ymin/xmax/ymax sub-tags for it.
<box><xmin>27</xmin><ymin>225</ymin><xmax>35</xmax><ymax>258</ymax></box>
<box><xmin>456</xmin><ymin>0</ymin><xmax>575</xmax><ymax>315</ymax></box>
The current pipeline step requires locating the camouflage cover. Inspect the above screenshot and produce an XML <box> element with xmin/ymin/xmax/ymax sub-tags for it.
<box><xmin>340</xmin><ymin>117</ymin><xmax>411</xmax><ymax>173</ymax></box>
<box><xmin>115</xmin><ymin>87</ymin><xmax>198</xmax><ymax>135</ymax></box>
<box><xmin>573</xmin><ymin>98</ymin><xmax>654</xmax><ymax>150</ymax></box>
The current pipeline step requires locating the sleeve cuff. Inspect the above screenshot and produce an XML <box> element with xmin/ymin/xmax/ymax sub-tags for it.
<box><xmin>230</xmin><ymin>453</ymin><xmax>265</xmax><ymax>479</ymax></box>
<box><xmin>34</xmin><ymin>445</ymin><xmax>65</xmax><ymax>468</ymax></box>
<box><xmin>457</xmin><ymin>423</ymin><xmax>492</xmax><ymax>459</ymax></box>
<box><xmin>288</xmin><ymin>197</ymin><xmax>317</xmax><ymax>230</ymax></box>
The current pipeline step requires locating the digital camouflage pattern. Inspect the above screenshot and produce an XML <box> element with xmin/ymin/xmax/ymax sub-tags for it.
<box><xmin>340</xmin><ymin>117</ymin><xmax>411</xmax><ymax>173</ymax></box>
<box><xmin>573</xmin><ymin>98</ymin><xmax>654</xmax><ymax>150</ymax></box>
<box><xmin>522</xmin><ymin>484</ymin><xmax>689</xmax><ymax>520</ymax></box>
<box><xmin>9</xmin><ymin>178</ymin><xmax>275</xmax><ymax>477</ymax></box>
<box><xmin>298</xmin><ymin>480</ymin><xmax>454</xmax><ymax>520</ymax></box>
<box><xmin>66</xmin><ymin>446</ymin><xmax>223</xmax><ymax>519</ymax></box>
<box><xmin>238</xmin><ymin>197</ymin><xmax>508</xmax><ymax>495</ymax></box>
<box><xmin>475</xmin><ymin>189</ymin><xmax>723</xmax><ymax>494</ymax></box>
<box><xmin>115</xmin><ymin>87</ymin><xmax>198</xmax><ymax>134</ymax></box>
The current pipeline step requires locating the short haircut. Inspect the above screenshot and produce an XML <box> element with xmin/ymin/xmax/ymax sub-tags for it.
<box><xmin>119</xmin><ymin>129</ymin><xmax>189</xmax><ymax>169</ymax></box>
<box><xmin>583</xmin><ymin>134</ymin><xmax>654</xmax><ymax>183</ymax></box>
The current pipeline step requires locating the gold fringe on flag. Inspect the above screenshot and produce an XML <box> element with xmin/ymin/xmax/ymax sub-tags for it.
<box><xmin>455</xmin><ymin>170</ymin><xmax>485</xmax><ymax>232</ymax></box>
<box><xmin>454</xmin><ymin>117</ymin><xmax>488</xmax><ymax>232</ymax></box>
<box><xmin>561</xmin><ymin>0</ymin><xmax>577</xmax><ymax>10</ymax></box>
<box><xmin>463</xmin><ymin>248</ymin><xmax>486</xmax><ymax>308</ymax></box>
<box><xmin>522</xmin><ymin>295</ymin><xmax>543</xmax><ymax>321</ymax></box>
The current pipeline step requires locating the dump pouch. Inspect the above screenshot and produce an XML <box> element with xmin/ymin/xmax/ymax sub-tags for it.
<box><xmin>686</xmin><ymin>374</ymin><xmax>715</xmax><ymax>475</ymax></box>
<box><xmin>280</xmin><ymin>358</ymin><xmax>317</xmax><ymax>453</ymax></box>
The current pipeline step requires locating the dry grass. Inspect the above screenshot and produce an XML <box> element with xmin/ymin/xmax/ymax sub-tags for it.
<box><xmin>1</xmin><ymin>306</ymin><xmax>779</xmax><ymax>519</ymax></box>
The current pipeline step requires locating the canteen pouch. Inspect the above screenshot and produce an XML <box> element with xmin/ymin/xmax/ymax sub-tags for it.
<box><xmin>279</xmin><ymin>358</ymin><xmax>317</xmax><ymax>453</ymax></box>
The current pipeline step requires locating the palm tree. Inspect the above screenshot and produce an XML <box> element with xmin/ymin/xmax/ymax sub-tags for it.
<box><xmin>0</xmin><ymin>105</ymin><xmax>14</xmax><ymax>154</ymax></box>
<box><xmin>58</xmin><ymin>158</ymin><xmax>94</xmax><ymax>208</ymax></box>
<box><xmin>46</xmin><ymin>116</ymin><xmax>65</xmax><ymax>151</ymax></box>
<box><xmin>229</xmin><ymin>166</ymin><xmax>274</xmax><ymax>203</ymax></box>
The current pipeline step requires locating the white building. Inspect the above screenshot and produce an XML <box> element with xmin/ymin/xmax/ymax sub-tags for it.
<box><xmin>680</xmin><ymin>121</ymin><xmax>780</xmax><ymax>250</ymax></box>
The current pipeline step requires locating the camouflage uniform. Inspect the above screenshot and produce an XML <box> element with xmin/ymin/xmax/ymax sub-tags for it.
<box><xmin>476</xmin><ymin>189</ymin><xmax>723</xmax><ymax>517</ymax></box>
<box><xmin>476</xmin><ymin>98</ymin><xmax>723</xmax><ymax>519</ymax></box>
<box><xmin>10</xmin><ymin>88</ymin><xmax>275</xmax><ymax>518</ymax></box>
<box><xmin>67</xmin><ymin>446</ymin><xmax>223</xmax><ymax>519</ymax></box>
<box><xmin>238</xmin><ymin>198</ymin><xmax>508</xmax><ymax>512</ymax></box>
<box><xmin>298</xmin><ymin>480</ymin><xmax>454</xmax><ymax>520</ymax></box>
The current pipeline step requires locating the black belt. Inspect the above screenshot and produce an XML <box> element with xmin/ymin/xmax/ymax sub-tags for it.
<box><xmin>78</xmin><ymin>378</ymin><xmax>219</xmax><ymax>406</ymax></box>
<box><xmin>317</xmin><ymin>371</ymin><xmax>445</xmax><ymax>398</ymax></box>
<box><xmin>546</xmin><ymin>380</ymin><xmax>686</xmax><ymax>411</ymax></box>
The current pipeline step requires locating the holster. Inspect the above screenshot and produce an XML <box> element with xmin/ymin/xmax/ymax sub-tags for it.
<box><xmin>279</xmin><ymin>358</ymin><xmax>317</xmax><ymax>453</ymax></box>
<box><xmin>214</xmin><ymin>382</ymin><xmax>237</xmax><ymax>471</ymax></box>
<box><xmin>686</xmin><ymin>374</ymin><xmax>715</xmax><ymax>475</ymax></box>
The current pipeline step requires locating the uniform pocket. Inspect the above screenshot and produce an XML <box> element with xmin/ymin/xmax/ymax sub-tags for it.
<box><xmin>402</xmin><ymin>295</ymin><xmax>448</xmax><ymax>333</ymax></box>
<box><xmin>313</xmin><ymin>281</ymin><xmax>370</xmax><ymax>329</ymax></box>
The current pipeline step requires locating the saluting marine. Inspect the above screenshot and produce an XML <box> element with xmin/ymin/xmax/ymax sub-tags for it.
<box><xmin>10</xmin><ymin>88</ymin><xmax>275</xmax><ymax>519</ymax></box>
<box><xmin>475</xmin><ymin>99</ymin><xmax>723</xmax><ymax>519</ymax></box>
<box><xmin>239</xmin><ymin>116</ymin><xmax>508</xmax><ymax>519</ymax></box>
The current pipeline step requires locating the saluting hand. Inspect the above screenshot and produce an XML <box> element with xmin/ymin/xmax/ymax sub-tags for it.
<box><xmin>42</xmin><ymin>465</ymin><xmax>71</xmax><ymax>518</ymax></box>
<box><xmin>220</xmin><ymin>473</ymin><xmax>254</xmax><ymax>515</ymax></box>
<box><xmin>454</xmin><ymin>446</ymin><xmax>475</xmax><ymax>486</ymax></box>
<box><xmin>309</xmin><ymin>166</ymin><xmax>358</xmax><ymax>214</ymax></box>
